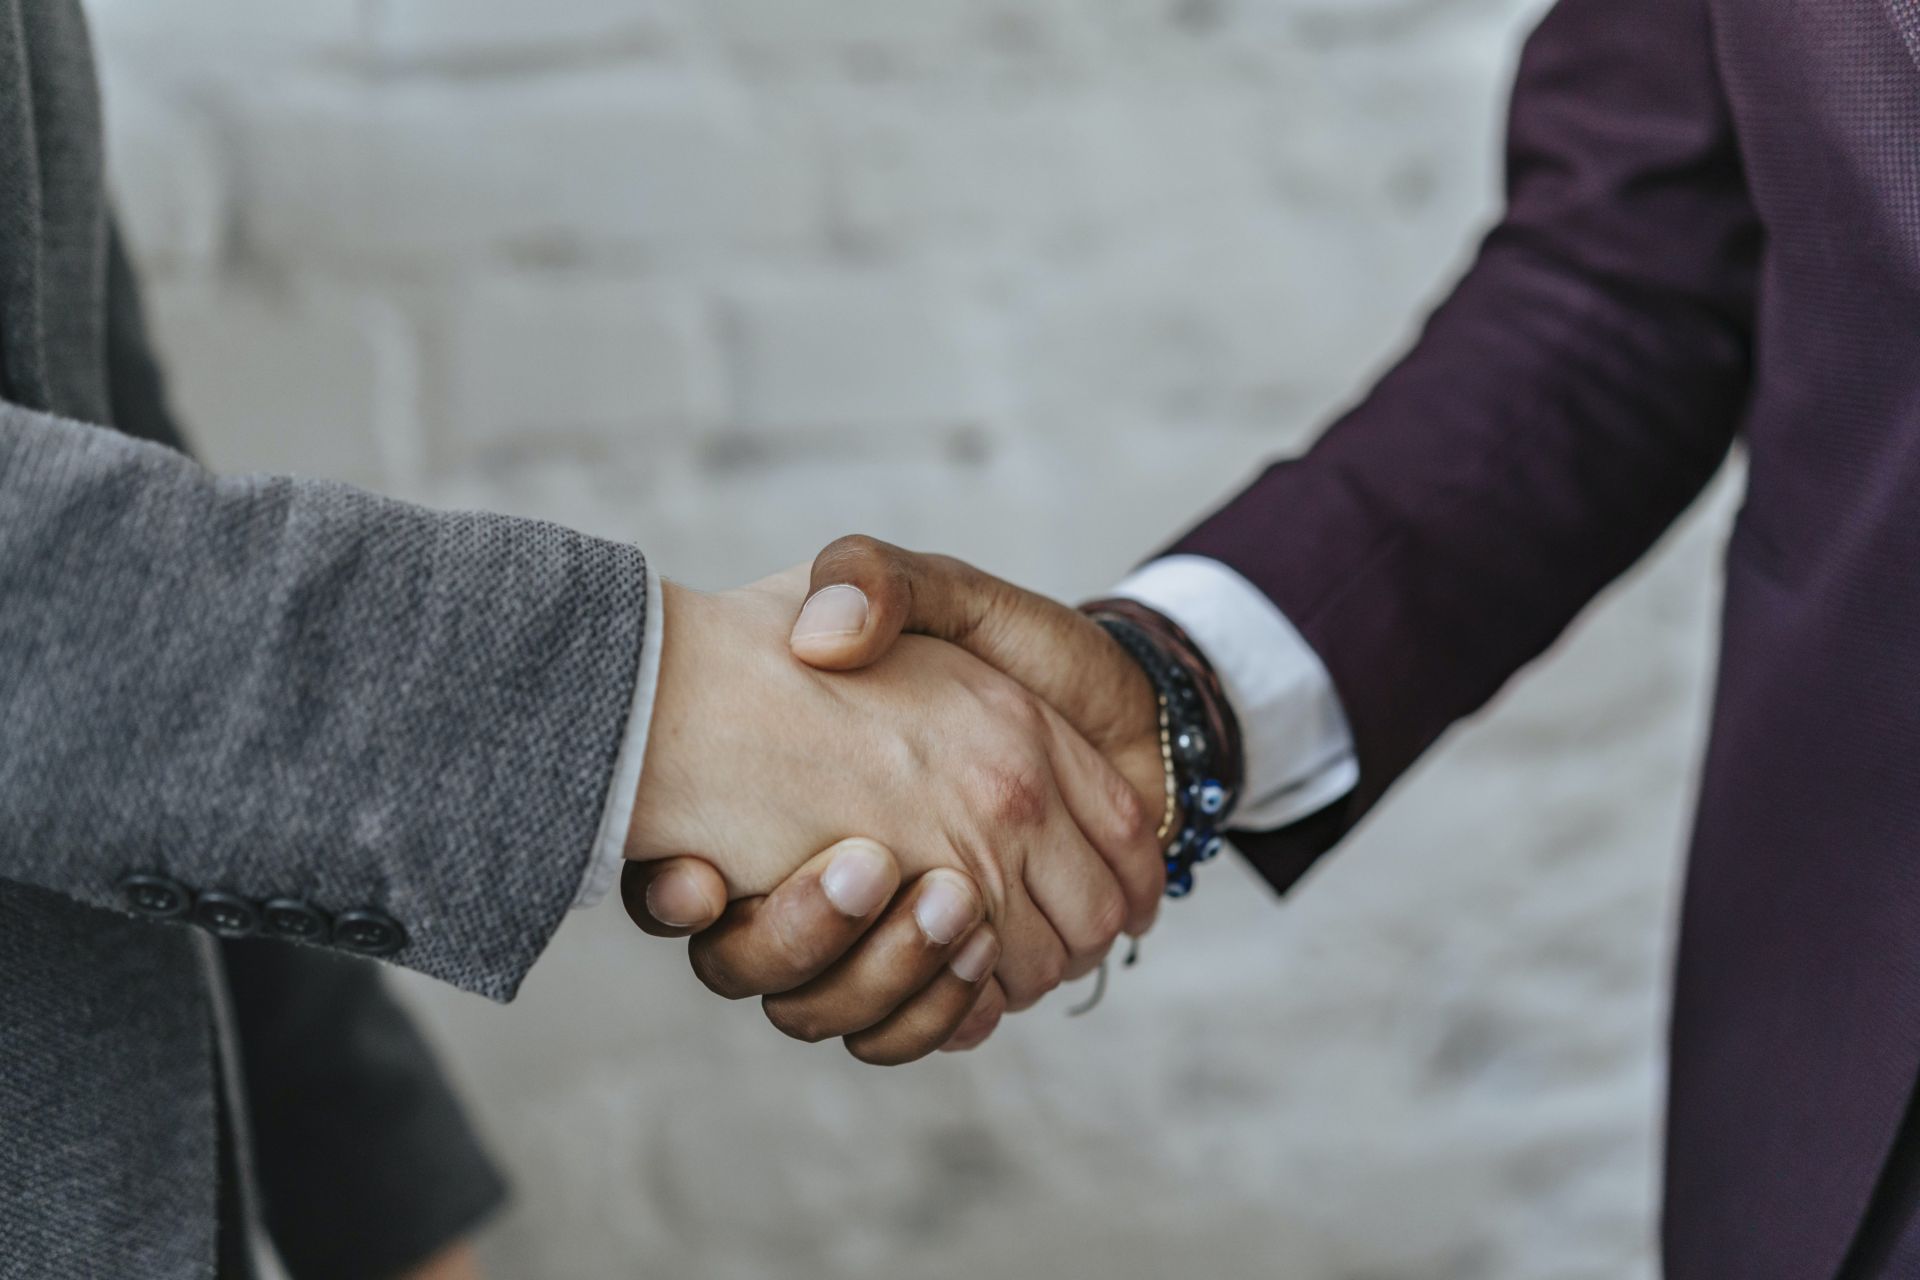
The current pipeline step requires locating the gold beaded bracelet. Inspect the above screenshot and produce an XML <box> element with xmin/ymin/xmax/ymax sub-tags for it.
<box><xmin>1152</xmin><ymin>692</ymin><xmax>1179</xmax><ymax>846</ymax></box>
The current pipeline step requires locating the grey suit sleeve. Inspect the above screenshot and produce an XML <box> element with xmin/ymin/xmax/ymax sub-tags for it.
<box><xmin>0</xmin><ymin>406</ymin><xmax>647</xmax><ymax>1000</ymax></box>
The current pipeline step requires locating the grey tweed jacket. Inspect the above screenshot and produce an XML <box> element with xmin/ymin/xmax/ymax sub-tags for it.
<box><xmin>0</xmin><ymin>3</ymin><xmax>651</xmax><ymax>1275</ymax></box>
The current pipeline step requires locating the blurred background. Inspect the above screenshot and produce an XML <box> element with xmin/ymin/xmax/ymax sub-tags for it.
<box><xmin>90</xmin><ymin>0</ymin><xmax>1742</xmax><ymax>1275</ymax></box>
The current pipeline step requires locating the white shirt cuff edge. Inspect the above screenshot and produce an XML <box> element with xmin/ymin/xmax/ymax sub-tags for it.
<box><xmin>573</xmin><ymin>559</ymin><xmax>662</xmax><ymax>910</ymax></box>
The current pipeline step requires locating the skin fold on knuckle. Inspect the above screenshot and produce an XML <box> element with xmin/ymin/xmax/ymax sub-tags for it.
<box><xmin>1036</xmin><ymin>946</ymin><xmax>1068</xmax><ymax>993</ymax></box>
<box><xmin>1056</xmin><ymin>890</ymin><xmax>1124</xmax><ymax>975</ymax></box>
<box><xmin>1002</xmin><ymin>951</ymin><xmax>1065</xmax><ymax>1010</ymax></box>
<box><xmin>764</xmin><ymin>899</ymin><xmax>829</xmax><ymax>986</ymax></box>
<box><xmin>816</xmin><ymin>534</ymin><xmax>889</xmax><ymax>590</ymax></box>
<box><xmin>1091</xmin><ymin>884</ymin><xmax>1129</xmax><ymax>952</ymax></box>
<box><xmin>937</xmin><ymin>816</ymin><xmax>1009</xmax><ymax>917</ymax></box>
<box><xmin>930</xmin><ymin>558</ymin><xmax>995</xmax><ymax>641</ymax></box>
<box><xmin>1107</xmin><ymin>771</ymin><xmax>1153</xmax><ymax>851</ymax></box>
<box><xmin>981</xmin><ymin>680</ymin><xmax>1046</xmax><ymax>734</ymax></box>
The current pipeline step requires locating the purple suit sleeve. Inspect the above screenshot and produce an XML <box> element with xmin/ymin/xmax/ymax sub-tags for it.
<box><xmin>1174</xmin><ymin>0</ymin><xmax>1763</xmax><ymax>893</ymax></box>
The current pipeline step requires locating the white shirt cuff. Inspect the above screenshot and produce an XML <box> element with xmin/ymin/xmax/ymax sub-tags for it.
<box><xmin>573</xmin><ymin>561</ymin><xmax>664</xmax><ymax>909</ymax></box>
<box><xmin>1112</xmin><ymin>555</ymin><xmax>1359</xmax><ymax>832</ymax></box>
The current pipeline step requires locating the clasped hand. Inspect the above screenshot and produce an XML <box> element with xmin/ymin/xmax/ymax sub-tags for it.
<box><xmin>622</xmin><ymin>540</ymin><xmax>1170</xmax><ymax>1063</ymax></box>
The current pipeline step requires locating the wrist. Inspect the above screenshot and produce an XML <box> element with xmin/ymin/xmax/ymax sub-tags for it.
<box><xmin>1080</xmin><ymin>598</ymin><xmax>1244</xmax><ymax>897</ymax></box>
<box><xmin>626</xmin><ymin>581</ymin><xmax>714</xmax><ymax>865</ymax></box>
<box><xmin>1095</xmin><ymin>626</ymin><xmax>1183</xmax><ymax>833</ymax></box>
<box><xmin>1081</xmin><ymin>598</ymin><xmax>1244</xmax><ymax>799</ymax></box>
<box><xmin>623</xmin><ymin>575</ymin><xmax>845</xmax><ymax>898</ymax></box>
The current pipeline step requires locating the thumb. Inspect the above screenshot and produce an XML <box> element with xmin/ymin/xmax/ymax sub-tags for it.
<box><xmin>788</xmin><ymin>534</ymin><xmax>997</xmax><ymax>671</ymax></box>
<box><xmin>787</xmin><ymin>536</ymin><xmax>1134</xmax><ymax>749</ymax></box>
<box><xmin>620</xmin><ymin>857</ymin><xmax>729</xmax><ymax>938</ymax></box>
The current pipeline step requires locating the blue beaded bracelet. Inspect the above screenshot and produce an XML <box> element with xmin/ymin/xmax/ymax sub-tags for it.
<box><xmin>1093</xmin><ymin>615</ymin><xmax>1238</xmax><ymax>898</ymax></box>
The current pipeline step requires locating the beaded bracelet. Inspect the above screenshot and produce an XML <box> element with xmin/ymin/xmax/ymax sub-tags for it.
<box><xmin>1084</xmin><ymin>609</ymin><xmax>1243</xmax><ymax>898</ymax></box>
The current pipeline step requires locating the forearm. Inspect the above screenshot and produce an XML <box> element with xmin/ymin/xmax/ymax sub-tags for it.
<box><xmin>1159</xmin><ymin>0</ymin><xmax>1759</xmax><ymax>886</ymax></box>
<box><xmin>1179</xmin><ymin>228</ymin><xmax>1750</xmax><ymax>835</ymax></box>
<box><xmin>0</xmin><ymin>407</ymin><xmax>647</xmax><ymax>999</ymax></box>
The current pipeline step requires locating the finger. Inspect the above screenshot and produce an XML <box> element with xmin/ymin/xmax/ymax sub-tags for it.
<box><xmin>789</xmin><ymin>535</ymin><xmax>1000</xmax><ymax>671</ymax></box>
<box><xmin>1020</xmin><ymin>791</ymin><xmax>1129</xmax><ymax>983</ymax></box>
<box><xmin>760</xmin><ymin>870</ymin><xmax>983</xmax><ymax>1044</ymax></box>
<box><xmin>620</xmin><ymin>858</ymin><xmax>729</xmax><ymax>938</ymax></box>
<box><xmin>1038</xmin><ymin>702</ymin><xmax>1165</xmax><ymax>936</ymax></box>
<box><xmin>791</xmin><ymin>537</ymin><xmax>1123</xmax><ymax>734</ymax></box>
<box><xmin>844</xmin><ymin>927</ymin><xmax>1001</xmax><ymax>1066</ymax></box>
<box><xmin>688</xmin><ymin>838</ymin><xmax>900</xmax><ymax>999</ymax></box>
<box><xmin>942</xmin><ymin>976</ymin><xmax>1008</xmax><ymax>1053</ymax></box>
<box><xmin>991</xmin><ymin>878</ymin><xmax>1072</xmax><ymax>1012</ymax></box>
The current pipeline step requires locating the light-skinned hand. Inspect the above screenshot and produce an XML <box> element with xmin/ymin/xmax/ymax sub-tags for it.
<box><xmin>624</xmin><ymin>567</ymin><xmax>1159</xmax><ymax>1013</ymax></box>
<box><xmin>623</xmin><ymin>543</ymin><xmax>1170</xmax><ymax>1061</ymax></box>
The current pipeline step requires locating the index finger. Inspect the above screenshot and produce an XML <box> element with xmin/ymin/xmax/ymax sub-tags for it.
<box><xmin>687</xmin><ymin>838</ymin><xmax>904</xmax><ymax>999</ymax></box>
<box><xmin>1038</xmin><ymin>700</ymin><xmax>1165</xmax><ymax>936</ymax></box>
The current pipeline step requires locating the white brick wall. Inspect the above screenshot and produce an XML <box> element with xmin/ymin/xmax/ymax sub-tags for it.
<box><xmin>433</xmin><ymin>273</ymin><xmax>723</xmax><ymax>462</ymax></box>
<box><xmin>723</xmin><ymin>268</ymin><xmax>995</xmax><ymax>436</ymax></box>
<box><xmin>368</xmin><ymin>0</ymin><xmax>682</xmax><ymax>69</ymax></box>
<box><xmin>91</xmin><ymin>2</ymin><xmax>1728</xmax><ymax>1277</ymax></box>
<box><xmin>227</xmin><ymin>71</ymin><xmax>825</xmax><ymax>269</ymax></box>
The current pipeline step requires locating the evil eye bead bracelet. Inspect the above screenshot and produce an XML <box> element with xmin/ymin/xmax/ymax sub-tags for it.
<box><xmin>1082</xmin><ymin>603</ymin><xmax>1245</xmax><ymax>898</ymax></box>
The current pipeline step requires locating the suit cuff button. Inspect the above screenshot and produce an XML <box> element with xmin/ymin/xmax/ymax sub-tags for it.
<box><xmin>333</xmin><ymin>909</ymin><xmax>406</xmax><ymax>957</ymax></box>
<box><xmin>192</xmin><ymin>891</ymin><xmax>260</xmax><ymax>939</ymax></box>
<box><xmin>263</xmin><ymin>899</ymin><xmax>329</xmax><ymax>942</ymax></box>
<box><xmin>120</xmin><ymin>872</ymin><xmax>191</xmax><ymax>919</ymax></box>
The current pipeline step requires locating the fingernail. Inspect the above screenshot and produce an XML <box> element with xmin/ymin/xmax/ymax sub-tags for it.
<box><xmin>950</xmin><ymin>929</ymin><xmax>998</xmax><ymax>983</ymax></box>
<box><xmin>821</xmin><ymin>842</ymin><xmax>891</xmax><ymax>917</ymax></box>
<box><xmin>644</xmin><ymin>869</ymin><xmax>709</xmax><ymax>929</ymax></box>
<box><xmin>791</xmin><ymin>584</ymin><xmax>869</xmax><ymax>641</ymax></box>
<box><xmin>914</xmin><ymin>872</ymin><xmax>978</xmax><ymax>945</ymax></box>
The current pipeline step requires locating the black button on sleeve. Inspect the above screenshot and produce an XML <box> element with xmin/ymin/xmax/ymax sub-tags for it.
<box><xmin>262</xmin><ymin>898</ymin><xmax>329</xmax><ymax>942</ymax></box>
<box><xmin>120</xmin><ymin>873</ymin><xmax>191</xmax><ymax>919</ymax></box>
<box><xmin>192</xmin><ymin>891</ymin><xmax>260</xmax><ymax>939</ymax></box>
<box><xmin>333</xmin><ymin>909</ymin><xmax>406</xmax><ymax>957</ymax></box>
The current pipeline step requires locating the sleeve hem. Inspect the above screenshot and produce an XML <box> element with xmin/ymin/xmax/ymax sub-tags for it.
<box><xmin>1111</xmin><ymin>554</ymin><xmax>1359</xmax><ymax>829</ymax></box>
<box><xmin>572</xmin><ymin>558</ymin><xmax>661</xmax><ymax>910</ymax></box>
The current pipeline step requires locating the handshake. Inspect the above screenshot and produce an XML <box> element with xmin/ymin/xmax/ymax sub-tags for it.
<box><xmin>619</xmin><ymin>536</ymin><xmax>1180</xmax><ymax>1064</ymax></box>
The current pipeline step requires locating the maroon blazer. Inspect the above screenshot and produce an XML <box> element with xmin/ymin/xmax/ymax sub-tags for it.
<box><xmin>1175</xmin><ymin>0</ymin><xmax>1920</xmax><ymax>1274</ymax></box>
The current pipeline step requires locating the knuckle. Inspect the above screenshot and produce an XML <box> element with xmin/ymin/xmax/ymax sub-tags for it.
<box><xmin>876</xmin><ymin>726</ymin><xmax>926</xmax><ymax>781</ymax></box>
<box><xmin>1090</xmin><ymin>886</ymin><xmax>1128</xmax><ymax>950</ymax></box>
<box><xmin>1109</xmin><ymin>779</ymin><xmax>1153</xmax><ymax>848</ymax></box>
<box><xmin>951</xmin><ymin>848</ymin><xmax>1009</xmax><ymax>919</ymax></box>
<box><xmin>765</xmin><ymin>915</ymin><xmax>819</xmax><ymax>982</ymax></box>
<box><xmin>818</xmin><ymin>533</ymin><xmax>891</xmax><ymax>581</ymax></box>
<box><xmin>977</xmin><ymin>679</ymin><xmax>1044</xmax><ymax>732</ymax></box>
<box><xmin>1006</xmin><ymin>951</ymin><xmax>1067</xmax><ymax>1007</ymax></box>
<box><xmin>751</xmin><ymin>899</ymin><xmax>838</xmax><ymax>992</ymax></box>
